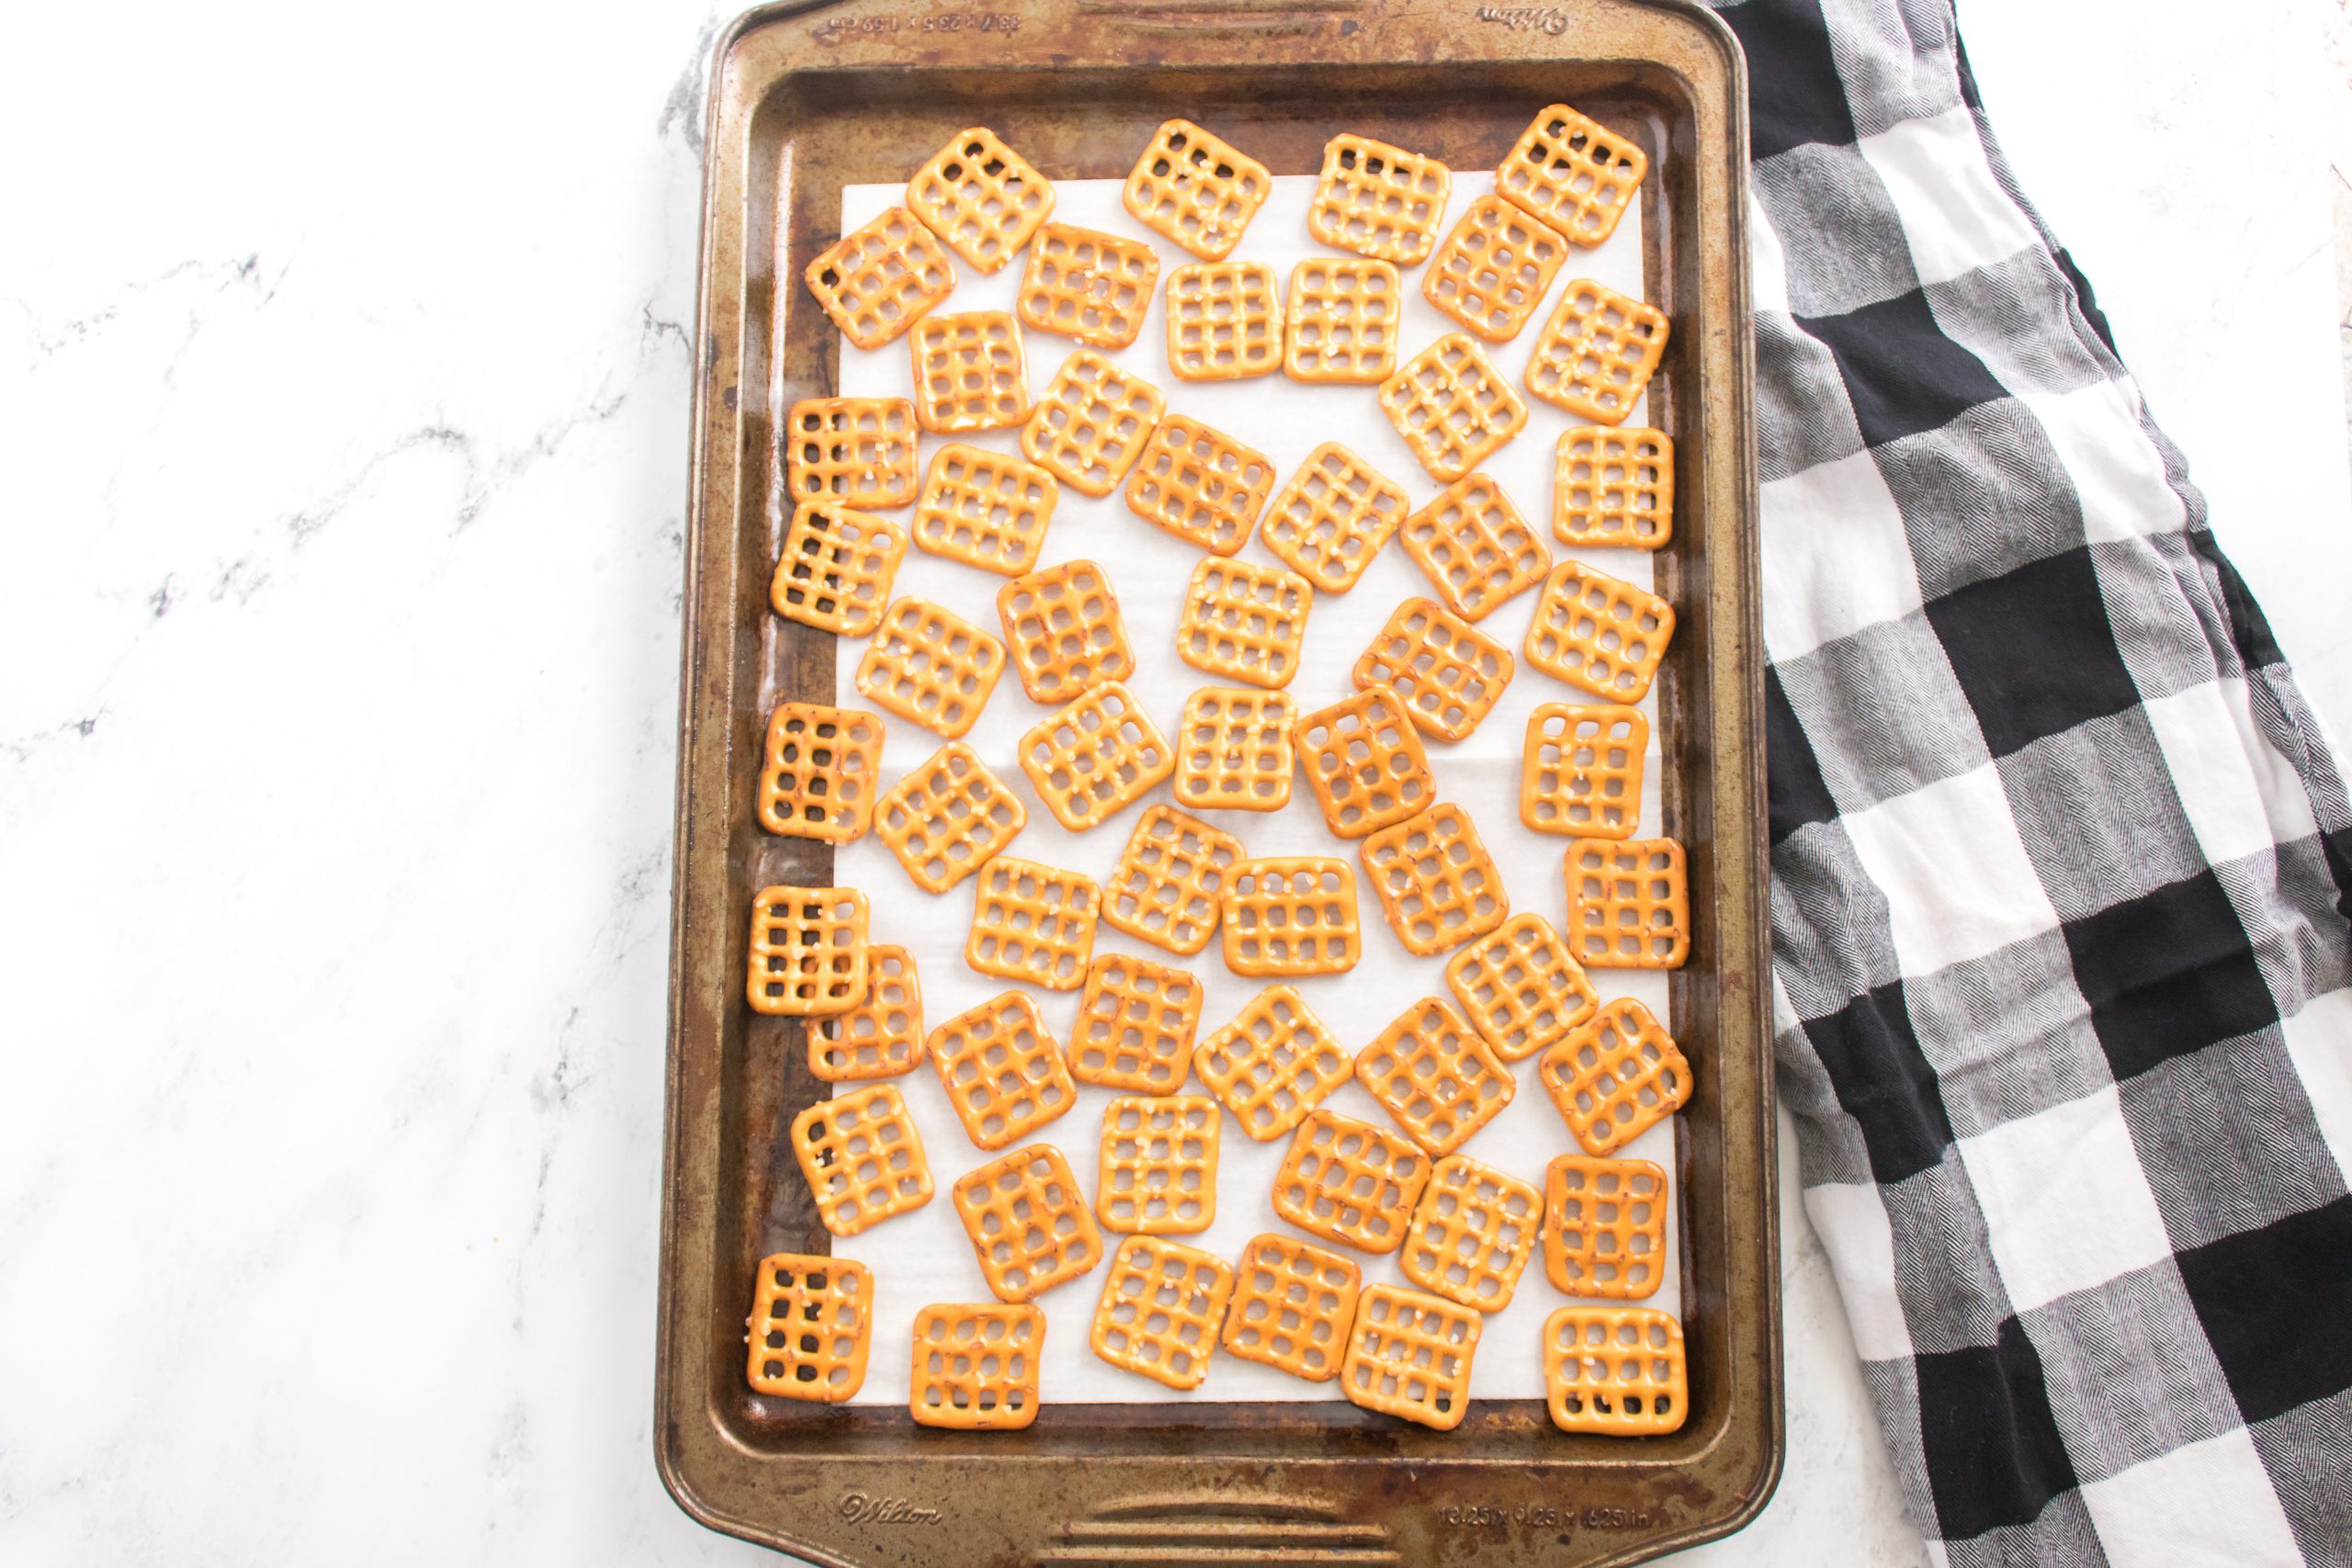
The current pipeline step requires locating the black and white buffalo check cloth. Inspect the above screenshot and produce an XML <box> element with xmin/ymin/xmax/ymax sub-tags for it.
<box><xmin>1706</xmin><ymin>0</ymin><xmax>2352</xmax><ymax>1562</ymax></box>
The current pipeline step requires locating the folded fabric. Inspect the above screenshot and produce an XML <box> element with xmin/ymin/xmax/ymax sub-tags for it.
<box><xmin>1709</xmin><ymin>0</ymin><xmax>2352</xmax><ymax>1562</ymax></box>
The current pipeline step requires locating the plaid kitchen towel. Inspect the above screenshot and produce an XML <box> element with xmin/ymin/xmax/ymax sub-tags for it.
<box><xmin>1707</xmin><ymin>0</ymin><xmax>2352</xmax><ymax>1562</ymax></box>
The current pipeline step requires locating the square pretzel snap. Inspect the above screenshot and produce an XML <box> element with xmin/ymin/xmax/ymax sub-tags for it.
<box><xmin>1540</xmin><ymin>998</ymin><xmax>1691</xmax><ymax>1157</ymax></box>
<box><xmin>966</xmin><ymin>857</ymin><xmax>1102</xmax><ymax>992</ymax></box>
<box><xmin>930</xmin><ymin>989</ymin><xmax>1080</xmax><ymax>1149</ymax></box>
<box><xmin>1261</xmin><ymin>444</ymin><xmax>1407</xmax><ymax>595</ymax></box>
<box><xmin>1193</xmin><ymin>984</ymin><xmax>1351</xmax><ymax>1142</ymax></box>
<box><xmin>1178</xmin><ymin>557</ymin><xmax>1311</xmax><ymax>691</ymax></box>
<box><xmin>1019</xmin><ymin>681</ymin><xmax>1174</xmax><ymax>833</ymax></box>
<box><xmin>1355</xmin><ymin>996</ymin><xmax>1516</xmax><ymax>1156</ymax></box>
<box><xmin>1423</xmin><ymin>193</ymin><xmax>1570</xmax><ymax>343</ymax></box>
<box><xmin>770</xmin><ymin>501</ymin><xmax>909</xmax><ymax>638</ymax></box>
<box><xmin>910</xmin><ymin>1303</ymin><xmax>1044</xmax><ymax>1430</ymax></box>
<box><xmin>1499</xmin><ymin>102</ymin><xmax>1646</xmax><ymax>246</ymax></box>
<box><xmin>1103</xmin><ymin>804</ymin><xmax>1245</xmax><ymax>958</ymax></box>
<box><xmin>1220</xmin><ymin>857</ymin><xmax>1361</xmax><ymax>978</ymax></box>
<box><xmin>1123</xmin><ymin>117</ymin><xmax>1272</xmax><ymax>261</ymax></box>
<box><xmin>1222</xmin><ymin>1233</ymin><xmax>1363</xmax><ymax>1382</ymax></box>
<box><xmin>1096</xmin><ymin>1095</ymin><xmax>1220</xmax><ymax>1235</ymax></box>
<box><xmin>784</xmin><ymin>397</ymin><xmax>919</xmax><ymax>511</ymax></box>
<box><xmin>1272</xmin><ymin>1109</ymin><xmax>1432</xmax><ymax>1255</ymax></box>
<box><xmin>951</xmin><ymin>1143</ymin><xmax>1104</xmax><ymax>1302</ymax></box>
<box><xmin>1525</xmin><ymin>279</ymin><xmax>1668</xmax><ymax>424</ymax></box>
<box><xmin>1566</xmin><ymin>836</ymin><xmax>1690</xmax><ymax>970</ymax></box>
<box><xmin>789</xmin><ymin>1081</ymin><xmax>933</xmax><ymax>1236</ymax></box>
<box><xmin>1556</xmin><ymin>426</ymin><xmax>1673</xmax><ymax>549</ymax></box>
<box><xmin>1359</xmin><ymin>803</ymin><xmax>1510</xmax><ymax>957</ymax></box>
<box><xmin>746</xmin><ymin>1252</ymin><xmax>873</xmax><ymax>1402</ymax></box>
<box><xmin>1400</xmin><ymin>1154</ymin><xmax>1542</xmax><ymax>1313</ymax></box>
<box><xmin>1019</xmin><ymin>221</ymin><xmax>1160</xmax><ymax>351</ymax></box>
<box><xmin>804</xmin><ymin>205</ymin><xmax>956</xmax><ymax>350</ymax></box>
<box><xmin>875</xmin><ymin>740</ymin><xmax>1025</xmax><ymax>894</ymax></box>
<box><xmin>758</xmin><ymin>703</ymin><xmax>886</xmax><ymax>844</ymax></box>
<box><xmin>1165</xmin><ymin>260</ymin><xmax>1283</xmax><ymax>382</ymax></box>
<box><xmin>1309</xmin><ymin>133</ymin><xmax>1451</xmax><ymax>266</ymax></box>
<box><xmin>1175</xmin><ymin>686</ymin><xmax>1294</xmax><ymax>814</ymax></box>
<box><xmin>1125</xmin><ymin>412</ymin><xmax>1275</xmax><ymax>557</ymax></box>
<box><xmin>1352</xmin><ymin>597</ymin><xmax>1515</xmax><ymax>744</ymax></box>
<box><xmin>996</xmin><ymin>558</ymin><xmax>1134</xmax><ymax>705</ymax></box>
<box><xmin>747</xmin><ymin>885</ymin><xmax>869</xmax><ymax>1016</ymax></box>
<box><xmin>1283</xmin><ymin>258</ymin><xmax>1402</xmax><ymax>386</ymax></box>
<box><xmin>1341</xmin><ymin>1282</ymin><xmax>1481</xmax><ymax>1430</ymax></box>
<box><xmin>907</xmin><ymin>125</ymin><xmax>1056</xmax><ymax>273</ymax></box>
<box><xmin>911</xmin><ymin>442</ymin><xmax>1059</xmax><ymax>576</ymax></box>
<box><xmin>1544</xmin><ymin>1307</ymin><xmax>1687</xmax><ymax>1436</ymax></box>
<box><xmin>1523</xmin><ymin>703</ymin><xmax>1648</xmax><ymax>840</ymax></box>
<box><xmin>1526</xmin><ymin>559</ymin><xmax>1675</xmax><ymax>703</ymax></box>
<box><xmin>1090</xmin><ymin>1234</ymin><xmax>1236</xmax><ymax>1390</ymax></box>
<box><xmin>909</xmin><ymin>310</ymin><xmax>1032</xmax><ymax>434</ymax></box>
<box><xmin>1294</xmin><ymin>685</ymin><xmax>1434</xmax><ymax>840</ymax></box>
<box><xmin>1022</xmin><ymin>348</ymin><xmax>1167</xmax><ymax>497</ymax></box>
<box><xmin>1545</xmin><ymin>1154</ymin><xmax>1668</xmax><ymax>1300</ymax></box>
<box><xmin>1379</xmin><ymin>333</ymin><xmax>1527</xmax><ymax>483</ymax></box>
<box><xmin>1397</xmin><ymin>472</ymin><xmax>1552</xmax><ymax>623</ymax></box>
<box><xmin>1442</xmin><ymin>911</ymin><xmax>1599</xmax><ymax>1063</ymax></box>
<box><xmin>811</xmin><ymin>942</ymin><xmax>924</xmax><ymax>1082</ymax></box>
<box><xmin>854</xmin><ymin>597</ymin><xmax>1007</xmax><ymax>740</ymax></box>
<box><xmin>1072</xmin><ymin>950</ymin><xmax>1203</xmax><ymax>1094</ymax></box>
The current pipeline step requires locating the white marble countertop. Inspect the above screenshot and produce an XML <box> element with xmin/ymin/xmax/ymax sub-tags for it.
<box><xmin>3</xmin><ymin>2</ymin><xmax>2345</xmax><ymax>1563</ymax></box>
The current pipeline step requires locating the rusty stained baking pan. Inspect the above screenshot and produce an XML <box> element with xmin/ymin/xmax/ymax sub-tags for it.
<box><xmin>659</xmin><ymin>0</ymin><xmax>1772</xmax><ymax>1562</ymax></box>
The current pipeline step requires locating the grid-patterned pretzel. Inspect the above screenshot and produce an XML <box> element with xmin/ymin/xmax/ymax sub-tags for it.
<box><xmin>1352</xmin><ymin>597</ymin><xmax>1514</xmax><ymax>744</ymax></box>
<box><xmin>1544</xmin><ymin>1307</ymin><xmax>1688</xmax><ymax>1436</ymax></box>
<box><xmin>1192</xmin><ymin>984</ymin><xmax>1352</xmax><ymax>1141</ymax></box>
<box><xmin>1399</xmin><ymin>1154</ymin><xmax>1542</xmax><ymax>1312</ymax></box>
<box><xmin>783</xmin><ymin>397</ymin><xmax>919</xmax><ymax>510</ymax></box>
<box><xmin>1524</xmin><ymin>279</ymin><xmax>1669</xmax><ymax>424</ymax></box>
<box><xmin>1071</xmin><ymin>950</ymin><xmax>1203</xmax><ymax>1093</ymax></box>
<box><xmin>804</xmin><ymin>205</ymin><xmax>957</xmax><ymax>350</ymax></box>
<box><xmin>966</xmin><ymin>857</ymin><xmax>1102</xmax><ymax>992</ymax></box>
<box><xmin>1525</xmin><ymin>559</ymin><xmax>1675</xmax><ymax>703</ymax></box>
<box><xmin>1523</xmin><ymin>703</ymin><xmax>1647</xmax><ymax>839</ymax></box>
<box><xmin>910</xmin><ymin>442</ymin><xmax>1059</xmax><ymax>575</ymax></box>
<box><xmin>1555</xmin><ymin>426</ymin><xmax>1673</xmax><ymax>548</ymax></box>
<box><xmin>1341</xmin><ymin>1282</ymin><xmax>1481</xmax><ymax>1430</ymax></box>
<box><xmin>854</xmin><ymin>597</ymin><xmax>1007</xmax><ymax>739</ymax></box>
<box><xmin>1271</xmin><ymin>1109</ymin><xmax>1432</xmax><ymax>1254</ymax></box>
<box><xmin>1017</xmin><ymin>220</ymin><xmax>1160</xmax><ymax>351</ymax></box>
<box><xmin>1283</xmin><ymin>258</ymin><xmax>1402</xmax><ymax>384</ymax></box>
<box><xmin>1102</xmin><ymin>804</ymin><xmax>1245</xmax><ymax>958</ymax></box>
<box><xmin>874</xmin><ymin>740</ymin><xmax>1026</xmax><ymax>894</ymax></box>
<box><xmin>1566</xmin><ymin>837</ymin><xmax>1689</xmax><ymax>970</ymax></box>
<box><xmin>1175</xmin><ymin>686</ymin><xmax>1295</xmax><ymax>813</ymax></box>
<box><xmin>788</xmin><ymin>1082</ymin><xmax>933</xmax><ymax>1236</ymax></box>
<box><xmin>1544</xmin><ymin>1154</ymin><xmax>1668</xmax><ymax>1300</ymax></box>
<box><xmin>1220</xmin><ymin>857</ymin><xmax>1361</xmax><ymax>978</ymax></box>
<box><xmin>1124</xmin><ymin>412</ymin><xmax>1275</xmax><ymax>557</ymax></box>
<box><xmin>770</xmin><ymin>501</ymin><xmax>909</xmax><ymax>637</ymax></box>
<box><xmin>1018</xmin><ymin>681</ymin><xmax>1175</xmax><ymax>833</ymax></box>
<box><xmin>757</xmin><ymin>702</ymin><xmax>886</xmax><ymax>843</ymax></box>
<box><xmin>1221</xmin><ymin>1233</ymin><xmax>1363</xmax><ymax>1382</ymax></box>
<box><xmin>1539</xmin><ymin>998</ymin><xmax>1691</xmax><ymax>1156</ymax></box>
<box><xmin>811</xmin><ymin>942</ymin><xmax>924</xmax><ymax>1082</ymax></box>
<box><xmin>1022</xmin><ymin>349</ymin><xmax>1167</xmax><ymax>497</ymax></box>
<box><xmin>910</xmin><ymin>1303</ymin><xmax>1044</xmax><ymax>1430</ymax></box>
<box><xmin>747</xmin><ymin>885</ymin><xmax>870</xmax><ymax>1016</ymax></box>
<box><xmin>746</xmin><ymin>1252</ymin><xmax>872</xmax><ymax>1402</ymax></box>
<box><xmin>908</xmin><ymin>310</ymin><xmax>1032</xmax><ymax>434</ymax></box>
<box><xmin>1177</xmin><ymin>557</ymin><xmax>1311</xmax><ymax>691</ymax></box>
<box><xmin>1378</xmin><ymin>333</ymin><xmax>1527</xmax><ymax>482</ymax></box>
<box><xmin>1089</xmin><ymin>1234</ymin><xmax>1236</xmax><ymax>1390</ymax></box>
<box><xmin>996</xmin><ymin>558</ymin><xmax>1134</xmax><ymax>705</ymax></box>
<box><xmin>906</xmin><ymin>126</ymin><xmax>1057</xmax><ymax>273</ymax></box>
<box><xmin>1260</xmin><ymin>444</ymin><xmax>1408</xmax><ymax>595</ymax></box>
<box><xmin>1122</xmin><ymin>117</ymin><xmax>1272</xmax><ymax>261</ymax></box>
<box><xmin>1358</xmin><ymin>803</ymin><xmax>1510</xmax><ymax>957</ymax></box>
<box><xmin>1354</xmin><ymin>995</ymin><xmax>1517</xmax><ymax>1156</ymax></box>
<box><xmin>1442</xmin><ymin>912</ymin><xmax>1599</xmax><ymax>1063</ymax></box>
<box><xmin>950</xmin><ymin>1143</ymin><xmax>1104</xmax><ymax>1302</ymax></box>
<box><xmin>1422</xmin><ymin>193</ymin><xmax>1570</xmax><ymax>342</ymax></box>
<box><xmin>929</xmin><ymin>989</ymin><xmax>1081</xmax><ymax>1149</ymax></box>
<box><xmin>1164</xmin><ymin>260</ymin><xmax>1283</xmax><ymax>382</ymax></box>
<box><xmin>1095</xmin><ymin>1095</ymin><xmax>1220</xmax><ymax>1235</ymax></box>
<box><xmin>1396</xmin><ymin>472</ymin><xmax>1552</xmax><ymax>623</ymax></box>
<box><xmin>1498</xmin><ymin>102</ymin><xmax>1647</xmax><ymax>247</ymax></box>
<box><xmin>1308</xmin><ymin>133</ymin><xmax>1451</xmax><ymax>266</ymax></box>
<box><xmin>1293</xmin><ymin>685</ymin><xmax>1434</xmax><ymax>840</ymax></box>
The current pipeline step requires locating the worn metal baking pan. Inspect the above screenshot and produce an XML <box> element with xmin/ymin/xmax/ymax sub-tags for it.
<box><xmin>659</xmin><ymin>0</ymin><xmax>1770</xmax><ymax>1562</ymax></box>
